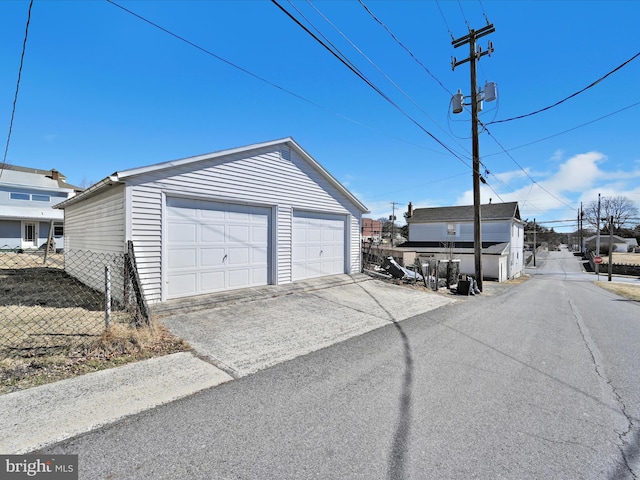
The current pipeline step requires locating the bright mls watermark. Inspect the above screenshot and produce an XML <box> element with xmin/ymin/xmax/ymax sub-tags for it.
<box><xmin>1</xmin><ymin>455</ymin><xmax>78</xmax><ymax>479</ymax></box>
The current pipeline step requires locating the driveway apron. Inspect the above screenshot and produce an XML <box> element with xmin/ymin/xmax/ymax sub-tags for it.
<box><xmin>160</xmin><ymin>276</ymin><xmax>456</xmax><ymax>378</ymax></box>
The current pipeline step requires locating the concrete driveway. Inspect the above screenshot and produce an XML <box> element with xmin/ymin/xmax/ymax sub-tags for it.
<box><xmin>160</xmin><ymin>274</ymin><xmax>456</xmax><ymax>378</ymax></box>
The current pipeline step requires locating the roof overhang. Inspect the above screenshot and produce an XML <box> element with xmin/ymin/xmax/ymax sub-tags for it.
<box><xmin>53</xmin><ymin>138</ymin><xmax>369</xmax><ymax>214</ymax></box>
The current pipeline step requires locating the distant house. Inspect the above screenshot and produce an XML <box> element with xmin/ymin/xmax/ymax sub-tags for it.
<box><xmin>400</xmin><ymin>201</ymin><xmax>524</xmax><ymax>282</ymax></box>
<box><xmin>583</xmin><ymin>234</ymin><xmax>638</xmax><ymax>253</ymax></box>
<box><xmin>55</xmin><ymin>138</ymin><xmax>368</xmax><ymax>304</ymax></box>
<box><xmin>362</xmin><ymin>218</ymin><xmax>382</xmax><ymax>243</ymax></box>
<box><xmin>0</xmin><ymin>165</ymin><xmax>81</xmax><ymax>250</ymax></box>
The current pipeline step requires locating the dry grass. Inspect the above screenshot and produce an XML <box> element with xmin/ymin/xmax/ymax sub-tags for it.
<box><xmin>595</xmin><ymin>282</ymin><xmax>640</xmax><ymax>302</ymax></box>
<box><xmin>0</xmin><ymin>251</ymin><xmax>191</xmax><ymax>394</ymax></box>
<box><xmin>0</xmin><ymin>323</ymin><xmax>190</xmax><ymax>395</ymax></box>
<box><xmin>597</xmin><ymin>252</ymin><xmax>640</xmax><ymax>265</ymax></box>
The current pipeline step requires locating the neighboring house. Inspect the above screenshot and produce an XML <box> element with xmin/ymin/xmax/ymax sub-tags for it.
<box><xmin>362</xmin><ymin>218</ymin><xmax>382</xmax><ymax>243</ymax></box>
<box><xmin>583</xmin><ymin>234</ymin><xmax>638</xmax><ymax>253</ymax></box>
<box><xmin>0</xmin><ymin>165</ymin><xmax>81</xmax><ymax>250</ymax></box>
<box><xmin>400</xmin><ymin>201</ymin><xmax>524</xmax><ymax>282</ymax></box>
<box><xmin>55</xmin><ymin>138</ymin><xmax>369</xmax><ymax>304</ymax></box>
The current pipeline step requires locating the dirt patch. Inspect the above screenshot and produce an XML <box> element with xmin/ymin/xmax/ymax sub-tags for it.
<box><xmin>0</xmin><ymin>251</ymin><xmax>190</xmax><ymax>395</ymax></box>
<box><xmin>0</xmin><ymin>323</ymin><xmax>190</xmax><ymax>395</ymax></box>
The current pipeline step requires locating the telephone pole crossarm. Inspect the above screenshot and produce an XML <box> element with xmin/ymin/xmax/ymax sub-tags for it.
<box><xmin>450</xmin><ymin>23</ymin><xmax>495</xmax><ymax>292</ymax></box>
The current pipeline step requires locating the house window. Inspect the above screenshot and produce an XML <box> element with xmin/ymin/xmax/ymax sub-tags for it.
<box><xmin>447</xmin><ymin>223</ymin><xmax>456</xmax><ymax>236</ymax></box>
<box><xmin>32</xmin><ymin>194</ymin><xmax>50</xmax><ymax>202</ymax></box>
<box><xmin>53</xmin><ymin>223</ymin><xmax>64</xmax><ymax>236</ymax></box>
<box><xmin>10</xmin><ymin>192</ymin><xmax>30</xmax><ymax>200</ymax></box>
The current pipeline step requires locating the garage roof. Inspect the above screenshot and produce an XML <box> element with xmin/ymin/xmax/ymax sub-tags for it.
<box><xmin>55</xmin><ymin>138</ymin><xmax>369</xmax><ymax>213</ymax></box>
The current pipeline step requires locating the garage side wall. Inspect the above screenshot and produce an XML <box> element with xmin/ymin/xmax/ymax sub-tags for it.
<box><xmin>62</xmin><ymin>184</ymin><xmax>126</xmax><ymax>299</ymax></box>
<box><xmin>126</xmin><ymin>145</ymin><xmax>362</xmax><ymax>303</ymax></box>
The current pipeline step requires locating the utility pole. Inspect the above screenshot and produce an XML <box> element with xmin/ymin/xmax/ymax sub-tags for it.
<box><xmin>451</xmin><ymin>23</ymin><xmax>495</xmax><ymax>292</ymax></box>
<box><xmin>580</xmin><ymin>202</ymin><xmax>583</xmax><ymax>255</ymax></box>
<box><xmin>390</xmin><ymin>202</ymin><xmax>398</xmax><ymax>247</ymax></box>
<box><xmin>608</xmin><ymin>215</ymin><xmax>613</xmax><ymax>281</ymax></box>
<box><xmin>596</xmin><ymin>193</ymin><xmax>601</xmax><ymax>275</ymax></box>
<box><xmin>533</xmin><ymin>218</ymin><xmax>537</xmax><ymax>267</ymax></box>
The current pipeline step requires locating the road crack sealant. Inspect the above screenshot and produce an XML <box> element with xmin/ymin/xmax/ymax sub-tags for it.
<box><xmin>568</xmin><ymin>295</ymin><xmax>637</xmax><ymax>479</ymax></box>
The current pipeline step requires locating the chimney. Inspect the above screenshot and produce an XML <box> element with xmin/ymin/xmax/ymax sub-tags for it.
<box><xmin>50</xmin><ymin>169</ymin><xmax>59</xmax><ymax>181</ymax></box>
<box><xmin>407</xmin><ymin>202</ymin><xmax>413</xmax><ymax>218</ymax></box>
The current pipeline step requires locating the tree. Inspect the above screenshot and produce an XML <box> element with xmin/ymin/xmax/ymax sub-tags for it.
<box><xmin>584</xmin><ymin>195</ymin><xmax>638</xmax><ymax>233</ymax></box>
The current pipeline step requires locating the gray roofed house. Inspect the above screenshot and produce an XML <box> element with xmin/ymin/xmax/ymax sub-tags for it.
<box><xmin>0</xmin><ymin>164</ymin><xmax>82</xmax><ymax>250</ymax></box>
<box><xmin>400</xmin><ymin>201</ymin><xmax>524</xmax><ymax>282</ymax></box>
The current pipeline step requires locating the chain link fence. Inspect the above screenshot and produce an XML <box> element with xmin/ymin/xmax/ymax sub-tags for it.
<box><xmin>0</xmin><ymin>242</ymin><xmax>149</xmax><ymax>357</ymax></box>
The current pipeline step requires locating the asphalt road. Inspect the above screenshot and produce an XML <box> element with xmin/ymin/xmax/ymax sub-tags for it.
<box><xmin>45</xmin><ymin>250</ymin><xmax>640</xmax><ymax>479</ymax></box>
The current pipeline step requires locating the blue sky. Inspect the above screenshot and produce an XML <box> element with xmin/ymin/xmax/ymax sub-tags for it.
<box><xmin>1</xmin><ymin>0</ymin><xmax>639</xmax><ymax>232</ymax></box>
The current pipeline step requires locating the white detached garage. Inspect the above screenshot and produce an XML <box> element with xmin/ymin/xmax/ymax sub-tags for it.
<box><xmin>55</xmin><ymin>138</ymin><xmax>368</xmax><ymax>304</ymax></box>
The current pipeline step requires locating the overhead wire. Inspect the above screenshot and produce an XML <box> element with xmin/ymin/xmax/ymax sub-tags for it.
<box><xmin>357</xmin><ymin>0</ymin><xmax>454</xmax><ymax>96</ymax></box>
<box><xmin>456</xmin><ymin>0</ymin><xmax>472</xmax><ymax>31</ymax></box>
<box><xmin>487</xmin><ymin>50</ymin><xmax>640</xmax><ymax>125</ymax></box>
<box><xmin>304</xmin><ymin>0</ymin><xmax>471</xmax><ymax>157</ymax></box>
<box><xmin>480</xmin><ymin>120</ymin><xmax>577</xmax><ymax>212</ymax></box>
<box><xmin>1</xmin><ymin>0</ymin><xmax>34</xmax><ymax>179</ymax></box>
<box><xmin>270</xmin><ymin>0</ymin><xmax>474</xmax><ymax>169</ymax></box>
<box><xmin>478</xmin><ymin>0</ymin><xmax>491</xmax><ymax>25</ymax></box>
<box><xmin>105</xmin><ymin>0</ymin><xmax>453</xmax><ymax>158</ymax></box>
<box><xmin>435</xmin><ymin>0</ymin><xmax>455</xmax><ymax>41</ymax></box>
<box><xmin>484</xmin><ymin>100</ymin><xmax>640</xmax><ymax>156</ymax></box>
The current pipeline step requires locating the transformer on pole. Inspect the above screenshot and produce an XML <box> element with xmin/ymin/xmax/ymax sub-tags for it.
<box><xmin>451</xmin><ymin>23</ymin><xmax>496</xmax><ymax>292</ymax></box>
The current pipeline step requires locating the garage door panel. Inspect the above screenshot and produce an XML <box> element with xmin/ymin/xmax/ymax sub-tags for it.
<box><xmin>167</xmin><ymin>198</ymin><xmax>271</xmax><ymax>299</ymax></box>
<box><xmin>201</xmin><ymin>224</ymin><xmax>225</xmax><ymax>243</ymax></box>
<box><xmin>228</xmin><ymin>269</ymin><xmax>250</xmax><ymax>288</ymax></box>
<box><xmin>200</xmin><ymin>270</ymin><xmax>225</xmax><ymax>292</ymax></box>
<box><xmin>168</xmin><ymin>249</ymin><xmax>196</xmax><ymax>269</ymax></box>
<box><xmin>167</xmin><ymin>272</ymin><xmax>197</xmax><ymax>297</ymax></box>
<box><xmin>169</xmin><ymin>223</ymin><xmax>197</xmax><ymax>243</ymax></box>
<box><xmin>292</xmin><ymin>211</ymin><xmax>345</xmax><ymax>281</ymax></box>
<box><xmin>229</xmin><ymin>225</ymin><xmax>250</xmax><ymax>243</ymax></box>
<box><xmin>228</xmin><ymin>246</ymin><xmax>250</xmax><ymax>265</ymax></box>
<box><xmin>252</xmin><ymin>226</ymin><xmax>269</xmax><ymax>242</ymax></box>
<box><xmin>200</xmin><ymin>248</ymin><xmax>225</xmax><ymax>266</ymax></box>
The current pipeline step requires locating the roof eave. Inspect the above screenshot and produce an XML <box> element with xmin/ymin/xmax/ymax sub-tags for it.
<box><xmin>53</xmin><ymin>175</ymin><xmax>121</xmax><ymax>209</ymax></box>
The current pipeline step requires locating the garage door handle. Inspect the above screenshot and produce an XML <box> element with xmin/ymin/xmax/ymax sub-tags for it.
<box><xmin>320</xmin><ymin>250</ymin><xmax>323</xmax><ymax>256</ymax></box>
<box><xmin>222</xmin><ymin>254</ymin><xmax>228</xmax><ymax>263</ymax></box>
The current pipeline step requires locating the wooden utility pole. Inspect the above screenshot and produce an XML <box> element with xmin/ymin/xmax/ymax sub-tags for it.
<box><xmin>608</xmin><ymin>215</ymin><xmax>613</xmax><ymax>281</ymax></box>
<box><xmin>390</xmin><ymin>202</ymin><xmax>398</xmax><ymax>246</ymax></box>
<box><xmin>533</xmin><ymin>218</ymin><xmax>537</xmax><ymax>267</ymax></box>
<box><xmin>452</xmin><ymin>24</ymin><xmax>495</xmax><ymax>292</ymax></box>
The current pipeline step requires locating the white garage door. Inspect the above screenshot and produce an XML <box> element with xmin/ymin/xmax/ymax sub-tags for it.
<box><xmin>292</xmin><ymin>211</ymin><xmax>345</xmax><ymax>281</ymax></box>
<box><xmin>166</xmin><ymin>198</ymin><xmax>271</xmax><ymax>299</ymax></box>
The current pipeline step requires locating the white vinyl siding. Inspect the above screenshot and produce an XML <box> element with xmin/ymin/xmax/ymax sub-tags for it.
<box><xmin>410</xmin><ymin>220</ymin><xmax>511</xmax><ymax>244</ymax></box>
<box><xmin>62</xmin><ymin>184</ymin><xmax>126</xmax><ymax>298</ymax></box>
<box><xmin>125</xmin><ymin>145</ymin><xmax>361</xmax><ymax>301</ymax></box>
<box><xmin>64</xmin><ymin>184</ymin><xmax>126</xmax><ymax>253</ymax></box>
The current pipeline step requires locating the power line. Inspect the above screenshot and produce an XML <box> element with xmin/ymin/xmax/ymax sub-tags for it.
<box><xmin>106</xmin><ymin>0</ymin><xmax>453</xmax><ymax>158</ymax></box>
<box><xmin>480</xmin><ymin>121</ymin><xmax>578</xmax><ymax>212</ymax></box>
<box><xmin>271</xmin><ymin>0</ymin><xmax>473</xmax><ymax>169</ymax></box>
<box><xmin>304</xmin><ymin>0</ymin><xmax>471</xmax><ymax>157</ymax></box>
<box><xmin>435</xmin><ymin>0</ymin><xmax>455</xmax><ymax>41</ymax></box>
<box><xmin>357</xmin><ymin>0</ymin><xmax>453</xmax><ymax>96</ymax></box>
<box><xmin>478</xmin><ymin>0</ymin><xmax>491</xmax><ymax>25</ymax></box>
<box><xmin>487</xmin><ymin>50</ymin><xmax>640</xmax><ymax>125</ymax></box>
<box><xmin>456</xmin><ymin>0</ymin><xmax>472</xmax><ymax>31</ymax></box>
<box><xmin>484</xmin><ymin>100</ymin><xmax>640</xmax><ymax>156</ymax></box>
<box><xmin>1</xmin><ymin>0</ymin><xmax>34</xmax><ymax>179</ymax></box>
